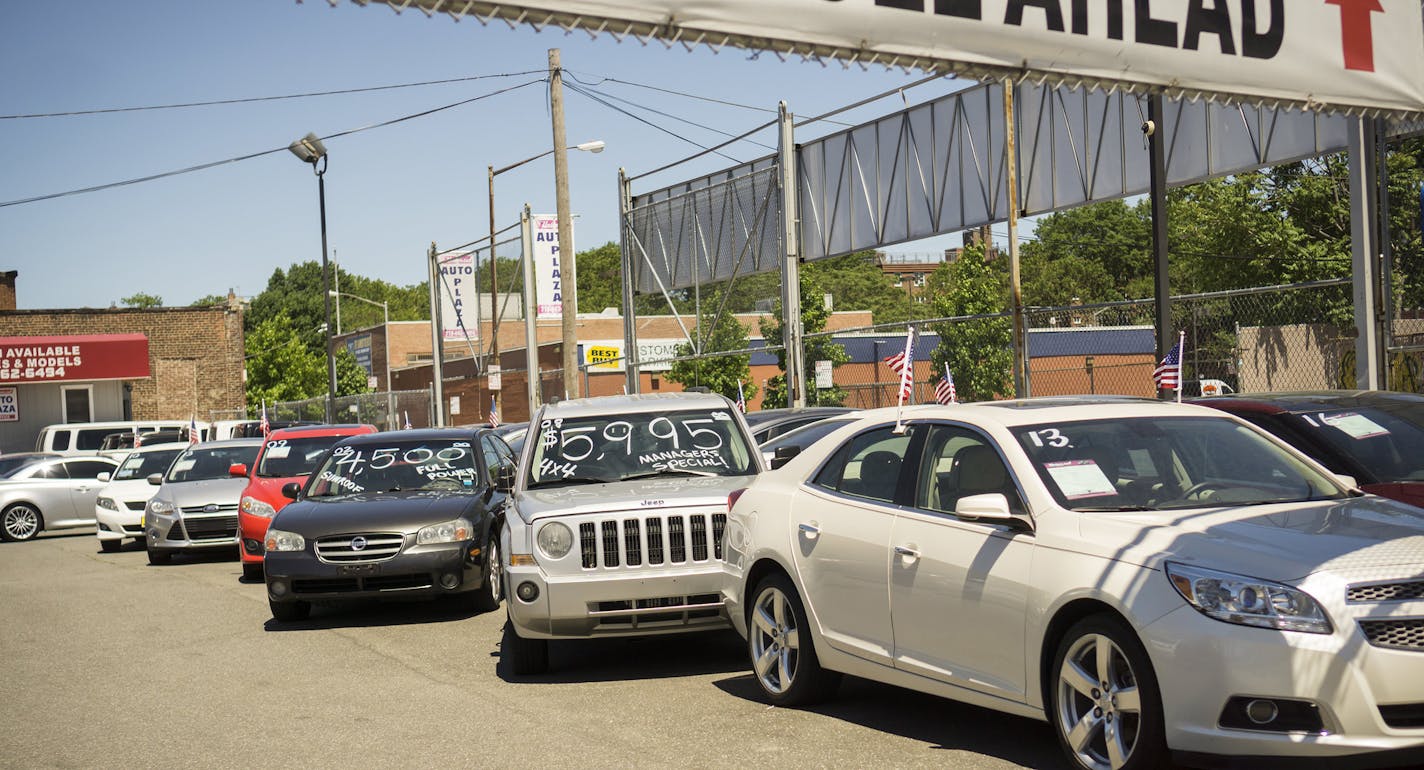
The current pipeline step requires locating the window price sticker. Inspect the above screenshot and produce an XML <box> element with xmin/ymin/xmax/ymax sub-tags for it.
<box><xmin>1314</xmin><ymin>411</ymin><xmax>1390</xmax><ymax>440</ymax></box>
<box><xmin>1044</xmin><ymin>460</ymin><xmax>1116</xmax><ymax>500</ymax></box>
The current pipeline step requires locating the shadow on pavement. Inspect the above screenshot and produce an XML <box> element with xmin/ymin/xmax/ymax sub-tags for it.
<box><xmin>495</xmin><ymin>628</ymin><xmax>747</xmax><ymax>684</ymax></box>
<box><xmin>262</xmin><ymin>596</ymin><xmax>496</xmax><ymax>631</ymax></box>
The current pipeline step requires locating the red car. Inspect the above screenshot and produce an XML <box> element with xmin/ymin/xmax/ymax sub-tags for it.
<box><xmin>236</xmin><ymin>424</ymin><xmax>377</xmax><ymax>580</ymax></box>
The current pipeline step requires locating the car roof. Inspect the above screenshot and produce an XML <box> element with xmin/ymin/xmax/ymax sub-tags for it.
<box><xmin>334</xmin><ymin>428</ymin><xmax>482</xmax><ymax>445</ymax></box>
<box><xmin>537</xmin><ymin>392</ymin><xmax>734</xmax><ymax>418</ymax></box>
<box><xmin>267</xmin><ymin>423</ymin><xmax>377</xmax><ymax>439</ymax></box>
<box><xmin>127</xmin><ymin>443</ymin><xmax>188</xmax><ymax>455</ymax></box>
<box><xmin>742</xmin><ymin>406</ymin><xmax>853</xmax><ymax>426</ymax></box>
<box><xmin>187</xmin><ymin>437</ymin><xmax>265</xmax><ymax>449</ymax></box>
<box><xmin>1194</xmin><ymin>390</ymin><xmax>1424</xmax><ymax>414</ymax></box>
<box><xmin>838</xmin><ymin>397</ymin><xmax>1220</xmax><ymax>431</ymax></box>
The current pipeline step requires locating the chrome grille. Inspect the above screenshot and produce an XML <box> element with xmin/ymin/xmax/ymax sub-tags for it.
<box><xmin>180</xmin><ymin>503</ymin><xmax>238</xmax><ymax>514</ymax></box>
<box><xmin>577</xmin><ymin>512</ymin><xmax>723</xmax><ymax>570</ymax></box>
<box><xmin>315</xmin><ymin>533</ymin><xmax>403</xmax><ymax>564</ymax></box>
<box><xmin>1348</xmin><ymin>580</ymin><xmax>1424</xmax><ymax>603</ymax></box>
<box><xmin>1359</xmin><ymin>619</ymin><xmax>1424</xmax><ymax>651</ymax></box>
<box><xmin>182</xmin><ymin>515</ymin><xmax>238</xmax><ymax>540</ymax></box>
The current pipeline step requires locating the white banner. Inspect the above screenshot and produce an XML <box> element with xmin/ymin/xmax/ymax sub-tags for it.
<box><xmin>439</xmin><ymin>251</ymin><xmax>479</xmax><ymax>344</ymax></box>
<box><xmin>371</xmin><ymin>1</ymin><xmax>1424</xmax><ymax>116</ymax></box>
<box><xmin>532</xmin><ymin>214</ymin><xmax>572</xmax><ymax>319</ymax></box>
<box><xmin>0</xmin><ymin>386</ymin><xmax>16</xmax><ymax>422</ymax></box>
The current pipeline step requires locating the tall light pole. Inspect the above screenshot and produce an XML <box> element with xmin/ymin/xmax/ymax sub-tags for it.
<box><xmin>549</xmin><ymin>48</ymin><xmax>579</xmax><ymax>399</ymax></box>
<box><xmin>488</xmin><ymin>136</ymin><xmax>603</xmax><ymax>404</ymax></box>
<box><xmin>329</xmin><ymin>290</ymin><xmax>392</xmax><ymax>429</ymax></box>
<box><xmin>289</xmin><ymin>132</ymin><xmax>337</xmax><ymax>423</ymax></box>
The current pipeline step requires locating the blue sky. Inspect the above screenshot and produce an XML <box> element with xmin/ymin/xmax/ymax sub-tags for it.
<box><xmin>0</xmin><ymin>0</ymin><xmax>983</xmax><ymax>311</ymax></box>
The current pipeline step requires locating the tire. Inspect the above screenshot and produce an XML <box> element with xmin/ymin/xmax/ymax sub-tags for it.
<box><xmin>1</xmin><ymin>503</ymin><xmax>43</xmax><ymax>542</ymax></box>
<box><xmin>469</xmin><ymin>534</ymin><xmax>503</xmax><ymax>614</ymax></box>
<box><xmin>1049</xmin><ymin>614</ymin><xmax>1168</xmax><ymax>770</ymax></box>
<box><xmin>502</xmin><ymin>618</ymin><xmax>549</xmax><ymax>675</ymax></box>
<box><xmin>269</xmin><ymin>599</ymin><xmax>311</xmax><ymax>622</ymax></box>
<box><xmin>242</xmin><ymin>562</ymin><xmax>264</xmax><ymax>582</ymax></box>
<box><xmin>746</xmin><ymin>572</ymin><xmax>841</xmax><ymax>706</ymax></box>
<box><xmin>146</xmin><ymin>546</ymin><xmax>172</xmax><ymax>565</ymax></box>
<box><xmin>99</xmin><ymin>538</ymin><xmax>121</xmax><ymax>553</ymax></box>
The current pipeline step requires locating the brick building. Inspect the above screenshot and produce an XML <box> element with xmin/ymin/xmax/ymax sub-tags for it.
<box><xmin>0</xmin><ymin>274</ymin><xmax>246</xmax><ymax>452</ymax></box>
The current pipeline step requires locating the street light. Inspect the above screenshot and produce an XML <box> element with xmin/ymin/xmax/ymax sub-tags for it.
<box><xmin>487</xmin><ymin>139</ymin><xmax>604</xmax><ymax>409</ymax></box>
<box><xmin>289</xmin><ymin>131</ymin><xmax>337</xmax><ymax>424</ymax></box>
<box><xmin>329</xmin><ymin>290</ymin><xmax>392</xmax><ymax>429</ymax></box>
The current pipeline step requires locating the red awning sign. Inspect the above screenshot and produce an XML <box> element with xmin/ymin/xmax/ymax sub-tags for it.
<box><xmin>0</xmin><ymin>334</ymin><xmax>150</xmax><ymax>384</ymax></box>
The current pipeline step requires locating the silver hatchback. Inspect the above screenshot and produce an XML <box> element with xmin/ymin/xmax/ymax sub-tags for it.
<box><xmin>144</xmin><ymin>439</ymin><xmax>261</xmax><ymax>565</ymax></box>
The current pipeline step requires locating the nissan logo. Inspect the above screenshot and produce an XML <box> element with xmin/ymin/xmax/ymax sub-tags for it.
<box><xmin>350</xmin><ymin>536</ymin><xmax>368</xmax><ymax>551</ymax></box>
<box><xmin>203</xmin><ymin>504</ymin><xmax>219</xmax><ymax>513</ymax></box>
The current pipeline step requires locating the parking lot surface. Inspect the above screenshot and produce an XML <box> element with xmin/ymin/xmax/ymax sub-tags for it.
<box><xmin>2</xmin><ymin>533</ymin><xmax>1067</xmax><ymax>769</ymax></box>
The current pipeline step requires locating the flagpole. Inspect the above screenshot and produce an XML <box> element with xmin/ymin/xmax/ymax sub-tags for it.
<box><xmin>1176</xmin><ymin>330</ymin><xmax>1186</xmax><ymax>403</ymax></box>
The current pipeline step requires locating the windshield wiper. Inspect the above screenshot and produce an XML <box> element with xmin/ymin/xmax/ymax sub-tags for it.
<box><xmin>1074</xmin><ymin>505</ymin><xmax>1156</xmax><ymax>512</ymax></box>
<box><xmin>525</xmin><ymin>477</ymin><xmax>612</xmax><ymax>490</ymax></box>
<box><xmin>619</xmin><ymin>469</ymin><xmax>719</xmax><ymax>481</ymax></box>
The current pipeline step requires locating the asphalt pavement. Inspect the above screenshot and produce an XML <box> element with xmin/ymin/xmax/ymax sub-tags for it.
<box><xmin>0</xmin><ymin>531</ymin><xmax>1067</xmax><ymax>769</ymax></box>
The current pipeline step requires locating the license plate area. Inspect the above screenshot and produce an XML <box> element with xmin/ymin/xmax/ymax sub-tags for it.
<box><xmin>338</xmin><ymin>563</ymin><xmax>380</xmax><ymax>576</ymax></box>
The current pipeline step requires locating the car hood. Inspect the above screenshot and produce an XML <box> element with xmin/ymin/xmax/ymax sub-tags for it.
<box><xmin>1072</xmin><ymin>495</ymin><xmax>1424</xmax><ymax>582</ymax></box>
<box><xmin>244</xmin><ymin>474</ymin><xmax>305</xmax><ymax>513</ymax></box>
<box><xmin>98</xmin><ymin>478</ymin><xmax>162</xmax><ymax>502</ymax></box>
<box><xmin>158</xmin><ymin>478</ymin><xmax>250</xmax><ymax>507</ymax></box>
<box><xmin>514</xmin><ymin>475</ymin><xmax>747</xmax><ymax>524</ymax></box>
<box><xmin>271</xmin><ymin>490</ymin><xmax>485</xmax><ymax>537</ymax></box>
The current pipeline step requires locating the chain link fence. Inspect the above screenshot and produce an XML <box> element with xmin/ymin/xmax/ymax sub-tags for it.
<box><xmin>267</xmin><ymin>389</ymin><xmax>434</xmax><ymax>430</ymax></box>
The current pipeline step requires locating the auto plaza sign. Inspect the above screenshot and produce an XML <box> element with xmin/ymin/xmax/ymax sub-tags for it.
<box><xmin>373</xmin><ymin>0</ymin><xmax>1424</xmax><ymax>115</ymax></box>
<box><xmin>0</xmin><ymin>334</ymin><xmax>151</xmax><ymax>384</ymax></box>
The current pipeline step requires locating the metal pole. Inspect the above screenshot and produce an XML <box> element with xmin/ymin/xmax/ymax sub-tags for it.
<box><xmin>382</xmin><ymin>301</ymin><xmax>392</xmax><ymax>430</ymax></box>
<box><xmin>1377</xmin><ymin>118</ymin><xmax>1395</xmax><ymax>366</ymax></box>
<box><xmin>778</xmin><ymin>102</ymin><xmax>806</xmax><ymax>408</ymax></box>
<box><xmin>521</xmin><ymin>205</ymin><xmax>540</xmax><ymax>417</ymax></box>
<box><xmin>1004</xmin><ymin>80</ymin><xmax>1026</xmax><ymax>398</ymax></box>
<box><xmin>317</xmin><ymin>166</ymin><xmax>337</xmax><ymax>423</ymax></box>
<box><xmin>550</xmin><ymin>48</ymin><xmax>580</xmax><ymax>399</ymax></box>
<box><xmin>619</xmin><ymin>168</ymin><xmax>641</xmax><ymax>394</ymax></box>
<box><xmin>1147</xmin><ymin>94</ymin><xmax>1173</xmax><ymax>398</ymax></box>
<box><xmin>427</xmin><ymin>242</ymin><xmax>446</xmax><ymax>426</ymax></box>
<box><xmin>1348</xmin><ymin>117</ymin><xmax>1384</xmax><ymax>389</ymax></box>
<box><xmin>334</xmin><ymin>252</ymin><xmax>342</xmax><ymax>336</ymax></box>
<box><xmin>488</xmin><ymin>165</ymin><xmax>501</xmax><ymax>369</ymax></box>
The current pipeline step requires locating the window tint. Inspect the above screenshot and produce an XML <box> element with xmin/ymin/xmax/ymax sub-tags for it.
<box><xmin>813</xmin><ymin>426</ymin><xmax>912</xmax><ymax>503</ymax></box>
<box><xmin>50</xmin><ymin>430</ymin><xmax>72</xmax><ymax>451</ymax></box>
<box><xmin>76</xmin><ymin>429</ymin><xmax>116</xmax><ymax>451</ymax></box>
<box><xmin>481</xmin><ymin>436</ymin><xmax>502</xmax><ymax>487</ymax></box>
<box><xmin>31</xmin><ymin>463</ymin><xmax>67</xmax><ymax>479</ymax></box>
<box><xmin>65</xmin><ymin>459</ymin><xmax>116</xmax><ymax>479</ymax></box>
<box><xmin>916</xmin><ymin>425</ymin><xmax>1023</xmax><ymax>514</ymax></box>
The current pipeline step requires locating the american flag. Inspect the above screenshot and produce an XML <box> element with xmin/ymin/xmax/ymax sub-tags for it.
<box><xmin>188</xmin><ymin>416</ymin><xmax>200</xmax><ymax>445</ymax></box>
<box><xmin>736</xmin><ymin>380</ymin><xmax>746</xmax><ymax>413</ymax></box>
<box><xmin>259</xmin><ymin>400</ymin><xmax>270</xmax><ymax>438</ymax></box>
<box><xmin>882</xmin><ymin>327</ymin><xmax>915</xmax><ymax>404</ymax></box>
<box><xmin>1154</xmin><ymin>338</ymin><xmax>1184</xmax><ymax>391</ymax></box>
<box><xmin>488</xmin><ymin>395</ymin><xmax>500</xmax><ymax>428</ymax></box>
<box><xmin>935</xmin><ymin>366</ymin><xmax>958</xmax><ymax>405</ymax></box>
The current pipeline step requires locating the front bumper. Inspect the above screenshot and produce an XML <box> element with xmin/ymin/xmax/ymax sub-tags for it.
<box><xmin>145</xmin><ymin>511</ymin><xmax>239</xmax><ymax>552</ymax></box>
<box><xmin>264</xmin><ymin>539</ymin><xmax>483</xmax><ymax>603</ymax></box>
<box><xmin>504</xmin><ymin>561</ymin><xmax>729</xmax><ymax>640</ymax></box>
<box><xmin>94</xmin><ymin>503</ymin><xmax>145</xmax><ymax>542</ymax></box>
<box><xmin>1141</xmin><ymin>602</ymin><xmax>1424</xmax><ymax>761</ymax></box>
<box><xmin>237</xmin><ymin>510</ymin><xmax>273</xmax><ymax>564</ymax></box>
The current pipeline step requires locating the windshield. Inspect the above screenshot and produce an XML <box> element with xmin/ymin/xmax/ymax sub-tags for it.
<box><xmin>257</xmin><ymin>435</ymin><xmax>346</xmax><ymax>478</ymax></box>
<box><xmin>165</xmin><ymin>445</ymin><xmax>260</xmax><ymax>483</ymax></box>
<box><xmin>761</xmin><ymin>418</ymin><xmax>856</xmax><ymax>454</ymax></box>
<box><xmin>526</xmin><ymin>408</ymin><xmax>756</xmax><ymax>488</ymax></box>
<box><xmin>306</xmin><ymin>439</ymin><xmax>479</xmax><ymax>498</ymax></box>
<box><xmin>0</xmin><ymin>455</ymin><xmax>52</xmax><ymax>478</ymax></box>
<box><xmin>1291</xmin><ymin>406</ymin><xmax>1424</xmax><ymax>484</ymax></box>
<box><xmin>114</xmin><ymin>448</ymin><xmax>184</xmax><ymax>481</ymax></box>
<box><xmin>1012</xmin><ymin>416</ymin><xmax>1346</xmax><ymax>512</ymax></box>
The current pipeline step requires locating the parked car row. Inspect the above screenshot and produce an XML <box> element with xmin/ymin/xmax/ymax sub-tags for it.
<box><xmin>6</xmin><ymin>391</ymin><xmax>1424</xmax><ymax>769</ymax></box>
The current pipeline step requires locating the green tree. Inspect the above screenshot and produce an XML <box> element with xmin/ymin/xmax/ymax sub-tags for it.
<box><xmin>246</xmin><ymin>262</ymin><xmax>430</xmax><ymax>354</ymax></box>
<box><xmin>121</xmin><ymin>292</ymin><xmax>163</xmax><ymax>308</ymax></box>
<box><xmin>1020</xmin><ymin>198</ymin><xmax>1151</xmax><ymax>304</ymax></box>
<box><xmin>334</xmin><ymin>348</ymin><xmax>371</xmax><ymax>396</ymax></box>
<box><xmin>924</xmin><ymin>245</ymin><xmax>1012</xmax><ymax>401</ymax></box>
<box><xmin>807</xmin><ymin>252</ymin><xmax>915</xmax><ymax>323</ymax></box>
<box><xmin>244</xmin><ymin>316</ymin><xmax>329</xmax><ymax>407</ymax></box>
<box><xmin>664</xmin><ymin>295</ymin><xmax>757</xmax><ymax>404</ymax></box>
<box><xmin>190</xmin><ymin>293</ymin><xmax>228</xmax><ymax>307</ymax></box>
<box><xmin>575</xmin><ymin>242</ymin><xmax>624</xmax><ymax>313</ymax></box>
<box><xmin>758</xmin><ymin>273</ymin><xmax>850</xmax><ymax>407</ymax></box>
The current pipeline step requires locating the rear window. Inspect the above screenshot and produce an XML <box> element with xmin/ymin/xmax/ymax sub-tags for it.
<box><xmin>76</xmin><ymin>429</ymin><xmax>117</xmax><ymax>451</ymax></box>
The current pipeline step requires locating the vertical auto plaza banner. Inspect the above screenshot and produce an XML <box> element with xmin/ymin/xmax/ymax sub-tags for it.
<box><xmin>533</xmin><ymin>214</ymin><xmax>572</xmax><ymax>319</ymax></box>
<box><xmin>439</xmin><ymin>250</ymin><xmax>478</xmax><ymax>344</ymax></box>
<box><xmin>379</xmin><ymin>0</ymin><xmax>1424</xmax><ymax>115</ymax></box>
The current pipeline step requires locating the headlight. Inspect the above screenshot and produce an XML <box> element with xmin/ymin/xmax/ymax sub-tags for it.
<box><xmin>149</xmin><ymin>500</ymin><xmax>174</xmax><ymax>515</ymax></box>
<box><xmin>1166</xmin><ymin>562</ymin><xmax>1332</xmax><ymax>634</ymax></box>
<box><xmin>97</xmin><ymin>497</ymin><xmax>119</xmax><ymax>511</ymax></box>
<box><xmin>537</xmin><ymin>522</ymin><xmax>574</xmax><ymax>559</ymax></box>
<box><xmin>416</xmin><ymin>518</ymin><xmax>473</xmax><ymax>545</ymax></box>
<box><xmin>240</xmin><ymin>496</ymin><xmax>276</xmax><ymax>518</ymax></box>
<box><xmin>264</xmin><ymin>529</ymin><xmax>306</xmax><ymax>552</ymax></box>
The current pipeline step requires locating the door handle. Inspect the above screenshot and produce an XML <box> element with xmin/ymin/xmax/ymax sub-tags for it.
<box><xmin>797</xmin><ymin>522</ymin><xmax>820</xmax><ymax>539</ymax></box>
<box><xmin>893</xmin><ymin>545</ymin><xmax>920</xmax><ymax>559</ymax></box>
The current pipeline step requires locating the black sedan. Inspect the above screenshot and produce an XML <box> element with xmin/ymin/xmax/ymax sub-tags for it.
<box><xmin>262</xmin><ymin>428</ymin><xmax>516</xmax><ymax>622</ymax></box>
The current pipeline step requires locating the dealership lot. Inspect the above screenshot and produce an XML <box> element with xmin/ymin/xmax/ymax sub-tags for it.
<box><xmin>1</xmin><ymin>532</ymin><xmax>1067</xmax><ymax>769</ymax></box>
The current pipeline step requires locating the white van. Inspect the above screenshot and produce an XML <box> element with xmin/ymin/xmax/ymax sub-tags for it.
<box><xmin>33</xmin><ymin>421</ymin><xmax>199</xmax><ymax>456</ymax></box>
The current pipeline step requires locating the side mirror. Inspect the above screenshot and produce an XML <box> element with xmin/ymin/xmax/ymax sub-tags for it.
<box><xmin>229</xmin><ymin>463</ymin><xmax>249</xmax><ymax>478</ymax></box>
<box><xmin>96</xmin><ymin>472</ymin><xmax>112</xmax><ymax>483</ymax></box>
<box><xmin>146</xmin><ymin>473</ymin><xmax>164</xmax><ymax>486</ymax></box>
<box><xmin>1334</xmin><ymin>473</ymin><xmax>1358</xmax><ymax>490</ymax></box>
<box><xmin>954</xmin><ymin>493</ymin><xmax>1014</xmax><ymax>521</ymax></box>
<box><xmin>770</xmin><ymin>445</ymin><xmax>801</xmax><ymax>470</ymax></box>
<box><xmin>496</xmin><ymin>465</ymin><xmax>516</xmax><ymax>493</ymax></box>
<box><xmin>281</xmin><ymin>482</ymin><xmax>302</xmax><ymax>500</ymax></box>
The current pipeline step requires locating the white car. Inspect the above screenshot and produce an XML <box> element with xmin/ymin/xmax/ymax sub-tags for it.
<box><xmin>93</xmin><ymin>444</ymin><xmax>186</xmax><ymax>552</ymax></box>
<box><xmin>721</xmin><ymin>398</ymin><xmax>1424</xmax><ymax>770</ymax></box>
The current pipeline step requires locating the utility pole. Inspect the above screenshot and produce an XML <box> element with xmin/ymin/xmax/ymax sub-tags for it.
<box><xmin>550</xmin><ymin>48</ymin><xmax>580</xmax><ymax>400</ymax></box>
<box><xmin>521</xmin><ymin>205</ymin><xmax>540</xmax><ymax>416</ymax></box>
<box><xmin>1004</xmin><ymin>79</ymin><xmax>1027</xmax><ymax>398</ymax></box>
<box><xmin>487</xmin><ymin>164</ymin><xmax>501</xmax><ymax>373</ymax></box>
<box><xmin>427</xmin><ymin>242</ymin><xmax>446</xmax><ymax>426</ymax></box>
<box><xmin>1147</xmin><ymin>94</ymin><xmax>1173</xmax><ymax>398</ymax></box>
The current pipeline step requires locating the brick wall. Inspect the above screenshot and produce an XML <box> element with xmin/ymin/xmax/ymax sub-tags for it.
<box><xmin>0</xmin><ymin>305</ymin><xmax>246</xmax><ymax>420</ymax></box>
<box><xmin>0</xmin><ymin>271</ymin><xmax>16</xmax><ymax>311</ymax></box>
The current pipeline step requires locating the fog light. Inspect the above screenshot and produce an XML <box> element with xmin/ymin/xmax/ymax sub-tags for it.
<box><xmin>516</xmin><ymin>581</ymin><xmax>539</xmax><ymax>602</ymax></box>
<box><xmin>1246</xmin><ymin>699</ymin><xmax>1279</xmax><ymax>725</ymax></box>
<box><xmin>440</xmin><ymin>573</ymin><xmax>459</xmax><ymax>589</ymax></box>
<box><xmin>269</xmin><ymin>580</ymin><xmax>288</xmax><ymax>597</ymax></box>
<box><xmin>244</xmin><ymin>538</ymin><xmax>263</xmax><ymax>555</ymax></box>
<box><xmin>98</xmin><ymin>523</ymin><xmax>112</xmax><ymax>532</ymax></box>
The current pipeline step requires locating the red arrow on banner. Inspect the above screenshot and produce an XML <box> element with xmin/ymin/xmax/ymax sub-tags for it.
<box><xmin>1325</xmin><ymin>0</ymin><xmax>1384</xmax><ymax>72</ymax></box>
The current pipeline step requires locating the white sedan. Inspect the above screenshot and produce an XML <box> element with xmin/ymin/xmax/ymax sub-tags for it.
<box><xmin>721</xmin><ymin>398</ymin><xmax>1424</xmax><ymax>770</ymax></box>
<box><xmin>94</xmin><ymin>444</ymin><xmax>187</xmax><ymax>552</ymax></box>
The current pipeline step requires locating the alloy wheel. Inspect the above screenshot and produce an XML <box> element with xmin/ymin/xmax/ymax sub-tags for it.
<box><xmin>750</xmin><ymin>585</ymin><xmax>801</xmax><ymax>695</ymax></box>
<box><xmin>1056</xmin><ymin>633</ymin><xmax>1143</xmax><ymax>770</ymax></box>
<box><xmin>487</xmin><ymin>538</ymin><xmax>503</xmax><ymax>604</ymax></box>
<box><xmin>3</xmin><ymin>505</ymin><xmax>40</xmax><ymax>541</ymax></box>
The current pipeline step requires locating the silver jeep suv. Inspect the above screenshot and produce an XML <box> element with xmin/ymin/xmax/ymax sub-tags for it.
<box><xmin>501</xmin><ymin>392</ymin><xmax>761</xmax><ymax>674</ymax></box>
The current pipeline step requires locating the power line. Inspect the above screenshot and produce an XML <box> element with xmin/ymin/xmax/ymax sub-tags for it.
<box><xmin>563</xmin><ymin>81</ymin><xmax>744</xmax><ymax>165</ymax></box>
<box><xmin>0</xmin><ymin>71</ymin><xmax>547</xmax><ymax>120</ymax></box>
<box><xmin>568</xmin><ymin>82</ymin><xmax>776</xmax><ymax>152</ymax></box>
<box><xmin>0</xmin><ymin>78</ymin><xmax>547</xmax><ymax>209</ymax></box>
